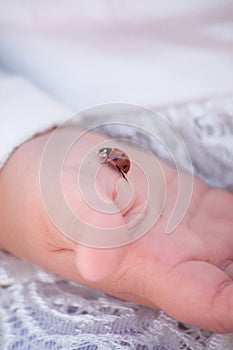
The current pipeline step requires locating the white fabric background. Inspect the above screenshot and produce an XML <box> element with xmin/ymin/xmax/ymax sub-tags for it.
<box><xmin>0</xmin><ymin>72</ymin><xmax>71</xmax><ymax>167</ymax></box>
<box><xmin>0</xmin><ymin>0</ymin><xmax>233</xmax><ymax>110</ymax></box>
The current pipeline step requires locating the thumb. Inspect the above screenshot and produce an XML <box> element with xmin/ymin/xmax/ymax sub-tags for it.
<box><xmin>74</xmin><ymin>166</ymin><xmax>134</xmax><ymax>281</ymax></box>
<box><xmin>76</xmin><ymin>244</ymin><xmax>127</xmax><ymax>282</ymax></box>
<box><xmin>74</xmin><ymin>201</ymin><xmax>129</xmax><ymax>281</ymax></box>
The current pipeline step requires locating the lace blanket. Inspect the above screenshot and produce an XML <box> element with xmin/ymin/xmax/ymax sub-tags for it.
<box><xmin>0</xmin><ymin>96</ymin><xmax>233</xmax><ymax>349</ymax></box>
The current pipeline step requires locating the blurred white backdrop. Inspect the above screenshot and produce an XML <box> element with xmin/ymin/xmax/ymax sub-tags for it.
<box><xmin>0</xmin><ymin>0</ymin><xmax>233</xmax><ymax>110</ymax></box>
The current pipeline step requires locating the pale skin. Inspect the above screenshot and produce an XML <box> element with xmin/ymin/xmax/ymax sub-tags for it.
<box><xmin>0</xmin><ymin>127</ymin><xmax>233</xmax><ymax>333</ymax></box>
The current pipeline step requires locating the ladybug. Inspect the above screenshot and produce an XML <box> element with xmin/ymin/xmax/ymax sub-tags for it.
<box><xmin>98</xmin><ymin>147</ymin><xmax>130</xmax><ymax>181</ymax></box>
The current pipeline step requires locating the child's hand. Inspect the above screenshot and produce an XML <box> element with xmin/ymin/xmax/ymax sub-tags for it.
<box><xmin>0</xmin><ymin>127</ymin><xmax>233</xmax><ymax>333</ymax></box>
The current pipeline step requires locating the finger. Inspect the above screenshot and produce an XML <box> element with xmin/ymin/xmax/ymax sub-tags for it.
<box><xmin>75</xmin><ymin>244</ymin><xmax>127</xmax><ymax>281</ymax></box>
<box><xmin>154</xmin><ymin>260</ymin><xmax>233</xmax><ymax>332</ymax></box>
<box><xmin>201</xmin><ymin>189</ymin><xmax>233</xmax><ymax>220</ymax></box>
<box><xmin>74</xmin><ymin>206</ymin><xmax>128</xmax><ymax>281</ymax></box>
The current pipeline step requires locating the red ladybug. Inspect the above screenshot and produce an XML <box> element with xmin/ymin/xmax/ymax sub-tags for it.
<box><xmin>98</xmin><ymin>147</ymin><xmax>130</xmax><ymax>181</ymax></box>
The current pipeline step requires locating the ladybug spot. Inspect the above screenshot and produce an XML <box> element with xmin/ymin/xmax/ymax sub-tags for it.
<box><xmin>113</xmin><ymin>157</ymin><xmax>119</xmax><ymax>161</ymax></box>
<box><xmin>123</xmin><ymin>164</ymin><xmax>128</xmax><ymax>170</ymax></box>
<box><xmin>121</xmin><ymin>153</ymin><xmax>126</xmax><ymax>157</ymax></box>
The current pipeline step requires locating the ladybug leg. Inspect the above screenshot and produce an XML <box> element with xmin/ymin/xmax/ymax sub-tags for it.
<box><xmin>101</xmin><ymin>156</ymin><xmax>109</xmax><ymax>164</ymax></box>
<box><xmin>116</xmin><ymin>166</ymin><xmax>129</xmax><ymax>182</ymax></box>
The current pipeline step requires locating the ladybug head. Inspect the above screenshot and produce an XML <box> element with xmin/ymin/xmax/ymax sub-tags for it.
<box><xmin>98</xmin><ymin>147</ymin><xmax>110</xmax><ymax>156</ymax></box>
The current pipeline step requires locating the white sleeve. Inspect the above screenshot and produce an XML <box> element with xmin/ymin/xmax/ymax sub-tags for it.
<box><xmin>0</xmin><ymin>72</ymin><xmax>72</xmax><ymax>168</ymax></box>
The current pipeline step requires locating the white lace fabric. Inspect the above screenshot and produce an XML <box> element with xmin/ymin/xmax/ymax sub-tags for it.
<box><xmin>1</xmin><ymin>96</ymin><xmax>233</xmax><ymax>349</ymax></box>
